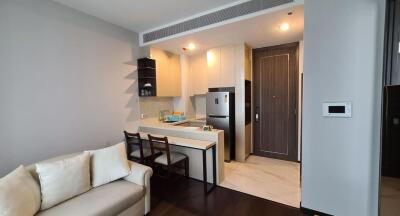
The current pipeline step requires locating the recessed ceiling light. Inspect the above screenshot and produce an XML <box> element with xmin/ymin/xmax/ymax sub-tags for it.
<box><xmin>182</xmin><ymin>43</ymin><xmax>196</xmax><ymax>51</ymax></box>
<box><xmin>187</xmin><ymin>43</ymin><xmax>196</xmax><ymax>50</ymax></box>
<box><xmin>280</xmin><ymin>23</ymin><xmax>289</xmax><ymax>31</ymax></box>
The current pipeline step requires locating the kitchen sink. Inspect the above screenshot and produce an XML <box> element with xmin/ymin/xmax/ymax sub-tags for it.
<box><xmin>174</xmin><ymin>121</ymin><xmax>205</xmax><ymax>127</ymax></box>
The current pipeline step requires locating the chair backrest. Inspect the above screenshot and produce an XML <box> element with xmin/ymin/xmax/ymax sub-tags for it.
<box><xmin>124</xmin><ymin>131</ymin><xmax>144</xmax><ymax>160</ymax></box>
<box><xmin>148</xmin><ymin>134</ymin><xmax>171</xmax><ymax>165</ymax></box>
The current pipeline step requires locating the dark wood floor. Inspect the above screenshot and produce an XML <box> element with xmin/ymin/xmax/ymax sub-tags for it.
<box><xmin>150</xmin><ymin>176</ymin><xmax>306</xmax><ymax>216</ymax></box>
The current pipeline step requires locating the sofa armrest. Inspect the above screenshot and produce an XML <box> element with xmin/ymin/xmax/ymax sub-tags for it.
<box><xmin>123</xmin><ymin>161</ymin><xmax>153</xmax><ymax>215</ymax></box>
<box><xmin>124</xmin><ymin>161</ymin><xmax>153</xmax><ymax>186</ymax></box>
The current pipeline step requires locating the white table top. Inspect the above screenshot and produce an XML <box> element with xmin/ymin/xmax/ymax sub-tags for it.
<box><xmin>139</xmin><ymin>132</ymin><xmax>216</xmax><ymax>150</ymax></box>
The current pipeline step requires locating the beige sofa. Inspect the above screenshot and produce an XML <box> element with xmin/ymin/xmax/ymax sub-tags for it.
<box><xmin>26</xmin><ymin>153</ymin><xmax>153</xmax><ymax>216</ymax></box>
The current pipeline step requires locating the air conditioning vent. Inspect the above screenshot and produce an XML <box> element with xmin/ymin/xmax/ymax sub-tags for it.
<box><xmin>142</xmin><ymin>0</ymin><xmax>293</xmax><ymax>44</ymax></box>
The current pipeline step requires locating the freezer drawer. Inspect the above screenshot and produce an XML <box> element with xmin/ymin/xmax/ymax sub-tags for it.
<box><xmin>207</xmin><ymin>116</ymin><xmax>233</xmax><ymax>162</ymax></box>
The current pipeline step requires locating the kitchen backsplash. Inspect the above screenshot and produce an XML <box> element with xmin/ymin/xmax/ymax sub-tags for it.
<box><xmin>139</xmin><ymin>95</ymin><xmax>206</xmax><ymax>119</ymax></box>
<box><xmin>194</xmin><ymin>95</ymin><xmax>206</xmax><ymax>119</ymax></box>
<box><xmin>139</xmin><ymin>97</ymin><xmax>174</xmax><ymax>118</ymax></box>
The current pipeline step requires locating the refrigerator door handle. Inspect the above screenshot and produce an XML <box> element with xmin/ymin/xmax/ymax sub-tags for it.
<box><xmin>208</xmin><ymin>114</ymin><xmax>229</xmax><ymax>118</ymax></box>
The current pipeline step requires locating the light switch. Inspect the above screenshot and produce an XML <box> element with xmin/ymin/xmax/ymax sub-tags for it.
<box><xmin>322</xmin><ymin>102</ymin><xmax>352</xmax><ymax>118</ymax></box>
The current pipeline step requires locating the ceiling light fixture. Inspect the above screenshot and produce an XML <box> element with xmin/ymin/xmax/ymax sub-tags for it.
<box><xmin>188</xmin><ymin>43</ymin><xmax>196</xmax><ymax>50</ymax></box>
<box><xmin>183</xmin><ymin>43</ymin><xmax>196</xmax><ymax>51</ymax></box>
<box><xmin>280</xmin><ymin>23</ymin><xmax>290</xmax><ymax>31</ymax></box>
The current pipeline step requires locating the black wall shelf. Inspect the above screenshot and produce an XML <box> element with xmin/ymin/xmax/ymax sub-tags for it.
<box><xmin>138</xmin><ymin>58</ymin><xmax>157</xmax><ymax>97</ymax></box>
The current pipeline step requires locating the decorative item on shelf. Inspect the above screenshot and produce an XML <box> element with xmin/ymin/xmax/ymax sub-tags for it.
<box><xmin>143</xmin><ymin>83</ymin><xmax>152</xmax><ymax>88</ymax></box>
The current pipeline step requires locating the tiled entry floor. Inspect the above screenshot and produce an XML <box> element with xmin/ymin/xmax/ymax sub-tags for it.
<box><xmin>380</xmin><ymin>176</ymin><xmax>400</xmax><ymax>216</ymax></box>
<box><xmin>220</xmin><ymin>155</ymin><xmax>301</xmax><ymax>207</ymax></box>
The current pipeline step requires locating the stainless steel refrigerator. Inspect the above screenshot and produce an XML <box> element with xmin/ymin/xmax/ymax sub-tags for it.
<box><xmin>206</xmin><ymin>92</ymin><xmax>235</xmax><ymax>162</ymax></box>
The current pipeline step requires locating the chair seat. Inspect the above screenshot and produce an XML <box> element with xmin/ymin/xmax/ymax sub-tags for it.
<box><xmin>130</xmin><ymin>148</ymin><xmax>159</xmax><ymax>159</ymax></box>
<box><xmin>154</xmin><ymin>152</ymin><xmax>187</xmax><ymax>165</ymax></box>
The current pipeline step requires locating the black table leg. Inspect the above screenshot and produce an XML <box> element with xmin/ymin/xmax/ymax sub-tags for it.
<box><xmin>212</xmin><ymin>145</ymin><xmax>216</xmax><ymax>187</ymax></box>
<box><xmin>202</xmin><ymin>149</ymin><xmax>207</xmax><ymax>194</ymax></box>
<box><xmin>202</xmin><ymin>145</ymin><xmax>217</xmax><ymax>194</ymax></box>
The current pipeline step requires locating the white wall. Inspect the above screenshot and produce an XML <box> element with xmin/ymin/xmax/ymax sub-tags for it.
<box><xmin>301</xmin><ymin>0</ymin><xmax>385</xmax><ymax>215</ymax></box>
<box><xmin>234</xmin><ymin>44</ymin><xmax>246</xmax><ymax>162</ymax></box>
<box><xmin>0</xmin><ymin>0</ymin><xmax>140</xmax><ymax>176</ymax></box>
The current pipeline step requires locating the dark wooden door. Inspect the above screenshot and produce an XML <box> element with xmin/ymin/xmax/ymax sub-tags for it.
<box><xmin>382</xmin><ymin>0</ymin><xmax>400</xmax><ymax>178</ymax></box>
<box><xmin>382</xmin><ymin>86</ymin><xmax>400</xmax><ymax>177</ymax></box>
<box><xmin>253</xmin><ymin>43</ymin><xmax>298</xmax><ymax>162</ymax></box>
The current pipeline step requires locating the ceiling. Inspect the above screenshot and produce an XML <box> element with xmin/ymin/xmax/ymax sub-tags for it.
<box><xmin>151</xmin><ymin>5</ymin><xmax>304</xmax><ymax>55</ymax></box>
<box><xmin>52</xmin><ymin>0</ymin><xmax>241</xmax><ymax>32</ymax></box>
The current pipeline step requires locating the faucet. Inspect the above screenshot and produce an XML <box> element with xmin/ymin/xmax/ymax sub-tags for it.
<box><xmin>159</xmin><ymin>110</ymin><xmax>170</xmax><ymax>122</ymax></box>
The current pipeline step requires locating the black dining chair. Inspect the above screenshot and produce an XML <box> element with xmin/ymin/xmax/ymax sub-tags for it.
<box><xmin>124</xmin><ymin>131</ymin><xmax>154</xmax><ymax>164</ymax></box>
<box><xmin>148</xmin><ymin>134</ymin><xmax>189</xmax><ymax>179</ymax></box>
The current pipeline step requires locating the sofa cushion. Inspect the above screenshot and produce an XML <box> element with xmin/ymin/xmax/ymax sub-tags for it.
<box><xmin>36</xmin><ymin>152</ymin><xmax>91</xmax><ymax>210</ymax></box>
<box><xmin>0</xmin><ymin>166</ymin><xmax>41</xmax><ymax>216</ymax></box>
<box><xmin>26</xmin><ymin>153</ymin><xmax>82</xmax><ymax>185</ymax></box>
<box><xmin>36</xmin><ymin>180</ymin><xmax>144</xmax><ymax>216</ymax></box>
<box><xmin>86</xmin><ymin>143</ymin><xmax>130</xmax><ymax>187</ymax></box>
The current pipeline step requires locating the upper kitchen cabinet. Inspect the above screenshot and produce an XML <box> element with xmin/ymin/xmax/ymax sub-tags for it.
<box><xmin>207</xmin><ymin>48</ymin><xmax>221</xmax><ymax>88</ymax></box>
<box><xmin>150</xmin><ymin>47</ymin><xmax>181</xmax><ymax>97</ymax></box>
<box><xmin>220</xmin><ymin>45</ymin><xmax>236</xmax><ymax>87</ymax></box>
<box><xmin>189</xmin><ymin>53</ymin><xmax>208</xmax><ymax>95</ymax></box>
<box><xmin>207</xmin><ymin>45</ymin><xmax>236</xmax><ymax>88</ymax></box>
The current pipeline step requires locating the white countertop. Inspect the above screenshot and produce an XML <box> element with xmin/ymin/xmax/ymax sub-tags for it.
<box><xmin>139</xmin><ymin>118</ymin><xmax>222</xmax><ymax>135</ymax></box>
<box><xmin>139</xmin><ymin>132</ymin><xmax>215</xmax><ymax>150</ymax></box>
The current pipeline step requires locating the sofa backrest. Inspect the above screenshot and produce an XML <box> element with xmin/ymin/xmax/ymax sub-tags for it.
<box><xmin>26</xmin><ymin>153</ymin><xmax>82</xmax><ymax>185</ymax></box>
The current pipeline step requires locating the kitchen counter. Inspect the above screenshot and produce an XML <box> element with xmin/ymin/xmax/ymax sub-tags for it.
<box><xmin>140</xmin><ymin>118</ymin><xmax>215</xmax><ymax>131</ymax></box>
<box><xmin>138</xmin><ymin>118</ymin><xmax>225</xmax><ymax>184</ymax></box>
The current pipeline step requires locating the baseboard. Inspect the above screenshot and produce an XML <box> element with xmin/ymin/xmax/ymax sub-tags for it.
<box><xmin>300</xmin><ymin>205</ymin><xmax>333</xmax><ymax>216</ymax></box>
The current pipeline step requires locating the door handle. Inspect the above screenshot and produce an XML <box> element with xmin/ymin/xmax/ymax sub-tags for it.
<box><xmin>255</xmin><ymin>106</ymin><xmax>260</xmax><ymax>122</ymax></box>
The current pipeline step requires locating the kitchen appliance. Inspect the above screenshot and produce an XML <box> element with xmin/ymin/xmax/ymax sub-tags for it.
<box><xmin>206</xmin><ymin>91</ymin><xmax>235</xmax><ymax>162</ymax></box>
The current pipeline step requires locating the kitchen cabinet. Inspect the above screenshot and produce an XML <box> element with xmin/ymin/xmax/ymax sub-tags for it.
<box><xmin>220</xmin><ymin>45</ymin><xmax>236</xmax><ymax>87</ymax></box>
<box><xmin>150</xmin><ymin>47</ymin><xmax>181</xmax><ymax>97</ymax></box>
<box><xmin>207</xmin><ymin>48</ymin><xmax>221</xmax><ymax>88</ymax></box>
<box><xmin>189</xmin><ymin>53</ymin><xmax>208</xmax><ymax>95</ymax></box>
<box><xmin>207</xmin><ymin>46</ymin><xmax>236</xmax><ymax>88</ymax></box>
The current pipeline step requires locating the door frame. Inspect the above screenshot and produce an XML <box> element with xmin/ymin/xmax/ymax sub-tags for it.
<box><xmin>379</xmin><ymin>0</ymin><xmax>398</xmax><ymax>214</ymax></box>
<box><xmin>252</xmin><ymin>42</ymin><xmax>299</xmax><ymax>162</ymax></box>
